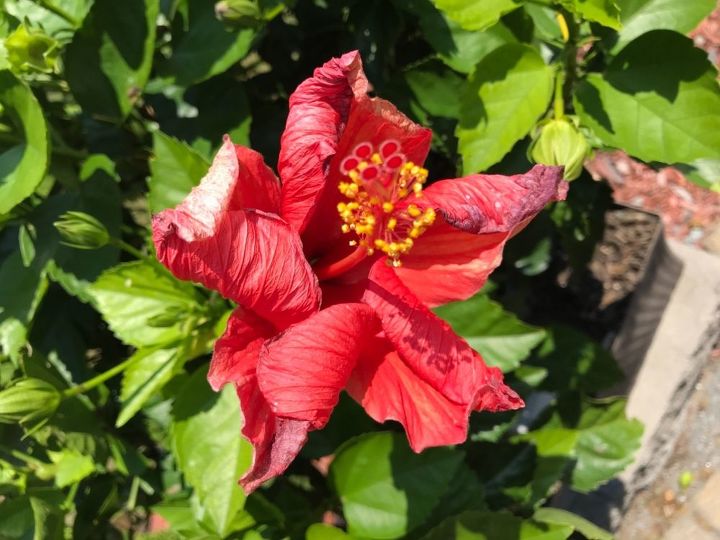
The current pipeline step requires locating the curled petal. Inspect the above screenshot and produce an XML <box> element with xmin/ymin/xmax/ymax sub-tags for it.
<box><xmin>395</xmin><ymin>165</ymin><xmax>566</xmax><ymax>306</ymax></box>
<box><xmin>279</xmin><ymin>51</ymin><xmax>368</xmax><ymax>232</ymax></box>
<box><xmin>348</xmin><ymin>337</ymin><xmax>469</xmax><ymax>452</ymax></box>
<box><xmin>157</xmin><ymin>138</ymin><xmax>281</xmax><ymax>241</ymax></box>
<box><xmin>257</xmin><ymin>303</ymin><xmax>380</xmax><ymax>428</ymax></box>
<box><xmin>212</xmin><ymin>309</ymin><xmax>310</xmax><ymax>494</ymax></box>
<box><xmin>362</xmin><ymin>259</ymin><xmax>523</xmax><ymax>412</ymax></box>
<box><xmin>153</xmin><ymin>208</ymin><xmax>321</xmax><ymax>330</ymax></box>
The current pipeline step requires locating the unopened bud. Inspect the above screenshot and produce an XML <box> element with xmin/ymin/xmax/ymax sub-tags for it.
<box><xmin>0</xmin><ymin>378</ymin><xmax>61</xmax><ymax>425</ymax></box>
<box><xmin>54</xmin><ymin>211</ymin><xmax>110</xmax><ymax>250</ymax></box>
<box><xmin>529</xmin><ymin>118</ymin><xmax>590</xmax><ymax>181</ymax></box>
<box><xmin>215</xmin><ymin>0</ymin><xmax>262</xmax><ymax>26</ymax></box>
<box><xmin>5</xmin><ymin>25</ymin><xmax>60</xmax><ymax>73</ymax></box>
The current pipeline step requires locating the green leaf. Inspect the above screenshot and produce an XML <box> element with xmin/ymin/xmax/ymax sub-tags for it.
<box><xmin>330</xmin><ymin>432</ymin><xmax>464</xmax><ymax>539</ymax></box>
<box><xmin>162</xmin><ymin>0</ymin><xmax>257</xmax><ymax>85</ymax></box>
<box><xmin>148</xmin><ymin>131</ymin><xmax>210</xmax><ymax>213</ymax></box>
<box><xmin>64</xmin><ymin>0</ymin><xmax>159</xmax><ymax>118</ymax></box>
<box><xmin>575</xmin><ymin>30</ymin><xmax>720</xmax><ymax>165</ymax></box>
<box><xmin>306</xmin><ymin>524</ymin><xmax>354</xmax><ymax>540</ymax></box>
<box><xmin>571</xmin><ymin>399</ymin><xmax>643</xmax><ymax>492</ymax></box>
<box><xmin>0</xmin><ymin>251</ymin><xmax>49</xmax><ymax>360</ymax></box>
<box><xmin>171</xmin><ymin>368</ymin><xmax>253</xmax><ymax>537</ymax></box>
<box><xmin>458</xmin><ymin>44</ymin><xmax>553</xmax><ymax>173</ymax></box>
<box><xmin>0</xmin><ymin>496</ymin><xmax>34</xmax><ymax>539</ymax></box>
<box><xmin>405</xmin><ymin>0</ymin><xmax>517</xmax><ymax>74</ymax></box>
<box><xmin>18</xmin><ymin>224</ymin><xmax>36</xmax><ymax>267</ymax></box>
<box><xmin>4</xmin><ymin>0</ymin><xmax>93</xmax><ymax>40</ymax></box>
<box><xmin>568</xmin><ymin>0</ymin><xmax>620</xmax><ymax>29</ymax></box>
<box><xmin>533</xmin><ymin>508</ymin><xmax>613</xmax><ymax>540</ymax></box>
<box><xmin>0</xmin><ymin>70</ymin><xmax>49</xmax><ymax>214</ymax></box>
<box><xmin>116</xmin><ymin>347</ymin><xmax>185</xmax><ymax>427</ymax></box>
<box><xmin>89</xmin><ymin>261</ymin><xmax>203</xmax><ymax>348</ymax></box>
<box><xmin>614</xmin><ymin>0</ymin><xmax>716</xmax><ymax>51</ymax></box>
<box><xmin>518</xmin><ymin>428</ymin><xmax>579</xmax><ymax>458</ymax></box>
<box><xmin>405</xmin><ymin>66</ymin><xmax>465</xmax><ymax>119</ymax></box>
<box><xmin>148</xmin><ymin>75</ymin><xmax>252</xmax><ymax>160</ymax></box>
<box><xmin>28</xmin><ymin>492</ymin><xmax>65</xmax><ymax>540</ymax></box>
<box><xmin>431</xmin><ymin>0</ymin><xmax>521</xmax><ymax>31</ymax></box>
<box><xmin>47</xmin><ymin>448</ymin><xmax>95</xmax><ymax>487</ymax></box>
<box><xmin>435</xmin><ymin>294</ymin><xmax>545</xmax><ymax>372</ymax></box>
<box><xmin>531</xmin><ymin>325</ymin><xmax>623</xmax><ymax>392</ymax></box>
<box><xmin>420</xmin><ymin>511</ymin><xmax>573</xmax><ymax>540</ymax></box>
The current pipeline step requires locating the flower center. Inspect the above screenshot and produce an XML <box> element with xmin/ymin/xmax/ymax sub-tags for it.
<box><xmin>336</xmin><ymin>140</ymin><xmax>436</xmax><ymax>267</ymax></box>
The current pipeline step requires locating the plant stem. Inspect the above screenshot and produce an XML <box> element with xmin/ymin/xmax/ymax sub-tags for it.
<box><xmin>558</xmin><ymin>7</ymin><xmax>579</xmax><ymax>114</ymax></box>
<box><xmin>61</xmin><ymin>354</ymin><xmax>141</xmax><ymax>399</ymax></box>
<box><xmin>553</xmin><ymin>69</ymin><xmax>566</xmax><ymax>119</ymax></box>
<box><xmin>33</xmin><ymin>0</ymin><xmax>80</xmax><ymax>27</ymax></box>
<box><xmin>0</xmin><ymin>132</ymin><xmax>86</xmax><ymax>160</ymax></box>
<box><xmin>0</xmin><ymin>444</ymin><xmax>46</xmax><ymax>467</ymax></box>
<box><xmin>110</xmin><ymin>238</ymin><xmax>147</xmax><ymax>261</ymax></box>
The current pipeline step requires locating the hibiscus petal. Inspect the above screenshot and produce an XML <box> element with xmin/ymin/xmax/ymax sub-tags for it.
<box><xmin>347</xmin><ymin>336</ymin><xmax>469</xmax><ymax>452</ymax></box>
<box><xmin>279</xmin><ymin>50</ymin><xmax>368</xmax><ymax>233</ymax></box>
<box><xmin>395</xmin><ymin>164</ymin><xmax>566</xmax><ymax>306</ymax></box>
<box><xmin>153</xmin><ymin>207</ymin><xmax>320</xmax><ymax>330</ymax></box>
<box><xmin>362</xmin><ymin>258</ymin><xmax>524</xmax><ymax>411</ymax></box>
<box><xmin>234</xmin><ymin>144</ymin><xmax>282</xmax><ymax>213</ymax></box>
<box><xmin>212</xmin><ymin>309</ymin><xmax>311</xmax><ymax>493</ymax></box>
<box><xmin>257</xmin><ymin>303</ymin><xmax>380</xmax><ymax>428</ymax></box>
<box><xmin>208</xmin><ymin>307</ymin><xmax>274</xmax><ymax>391</ymax></box>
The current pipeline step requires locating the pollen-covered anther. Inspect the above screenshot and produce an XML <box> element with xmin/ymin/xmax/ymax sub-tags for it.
<box><xmin>337</xmin><ymin>140</ymin><xmax>433</xmax><ymax>265</ymax></box>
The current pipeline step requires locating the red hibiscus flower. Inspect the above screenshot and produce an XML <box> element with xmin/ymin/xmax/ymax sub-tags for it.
<box><xmin>152</xmin><ymin>51</ymin><xmax>567</xmax><ymax>493</ymax></box>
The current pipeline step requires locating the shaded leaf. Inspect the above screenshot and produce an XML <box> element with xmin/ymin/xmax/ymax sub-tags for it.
<box><xmin>458</xmin><ymin>44</ymin><xmax>553</xmax><ymax>173</ymax></box>
<box><xmin>64</xmin><ymin>0</ymin><xmax>159</xmax><ymax>118</ymax></box>
<box><xmin>571</xmin><ymin>399</ymin><xmax>643</xmax><ymax>492</ymax></box>
<box><xmin>533</xmin><ymin>508</ymin><xmax>613</xmax><ymax>540</ymax></box>
<box><xmin>575</xmin><ymin>30</ymin><xmax>720</xmax><ymax>165</ymax></box>
<box><xmin>614</xmin><ymin>0</ymin><xmax>716</xmax><ymax>51</ymax></box>
<box><xmin>171</xmin><ymin>367</ymin><xmax>253</xmax><ymax>537</ymax></box>
<box><xmin>116</xmin><ymin>347</ymin><xmax>185</xmax><ymax>427</ymax></box>
<box><xmin>330</xmin><ymin>432</ymin><xmax>464</xmax><ymax>539</ymax></box>
<box><xmin>0</xmin><ymin>70</ymin><xmax>49</xmax><ymax>214</ymax></box>
<box><xmin>306</xmin><ymin>524</ymin><xmax>354</xmax><ymax>540</ymax></box>
<box><xmin>568</xmin><ymin>0</ymin><xmax>620</xmax><ymax>29</ymax></box>
<box><xmin>419</xmin><ymin>511</ymin><xmax>573</xmax><ymax>540</ymax></box>
<box><xmin>431</xmin><ymin>0</ymin><xmax>521</xmax><ymax>31</ymax></box>
<box><xmin>162</xmin><ymin>0</ymin><xmax>256</xmax><ymax>85</ymax></box>
<box><xmin>531</xmin><ymin>325</ymin><xmax>623</xmax><ymax>392</ymax></box>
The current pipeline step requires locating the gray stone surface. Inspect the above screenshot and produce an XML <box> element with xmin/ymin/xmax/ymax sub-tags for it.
<box><xmin>622</xmin><ymin>241</ymin><xmax>720</xmax><ymax>493</ymax></box>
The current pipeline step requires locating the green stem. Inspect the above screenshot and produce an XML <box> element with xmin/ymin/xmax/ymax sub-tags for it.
<box><xmin>553</xmin><ymin>69</ymin><xmax>566</xmax><ymax>119</ymax></box>
<box><xmin>33</xmin><ymin>0</ymin><xmax>80</xmax><ymax>27</ymax></box>
<box><xmin>111</xmin><ymin>238</ymin><xmax>147</xmax><ymax>261</ymax></box>
<box><xmin>61</xmin><ymin>354</ymin><xmax>141</xmax><ymax>399</ymax></box>
<box><xmin>0</xmin><ymin>444</ymin><xmax>45</xmax><ymax>467</ymax></box>
<box><xmin>558</xmin><ymin>7</ymin><xmax>579</xmax><ymax>114</ymax></box>
<box><xmin>0</xmin><ymin>132</ymin><xmax>86</xmax><ymax>160</ymax></box>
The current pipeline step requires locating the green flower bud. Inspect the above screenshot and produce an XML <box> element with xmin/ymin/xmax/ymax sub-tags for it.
<box><xmin>54</xmin><ymin>211</ymin><xmax>110</xmax><ymax>250</ymax></box>
<box><xmin>214</xmin><ymin>0</ymin><xmax>262</xmax><ymax>26</ymax></box>
<box><xmin>0</xmin><ymin>378</ymin><xmax>61</xmax><ymax>425</ymax></box>
<box><xmin>4</xmin><ymin>25</ymin><xmax>60</xmax><ymax>74</ymax></box>
<box><xmin>529</xmin><ymin>118</ymin><xmax>590</xmax><ymax>181</ymax></box>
